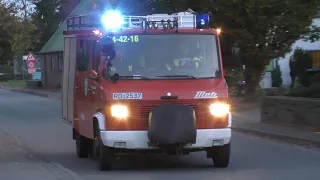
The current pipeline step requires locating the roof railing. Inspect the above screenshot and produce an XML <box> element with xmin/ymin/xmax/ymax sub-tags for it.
<box><xmin>66</xmin><ymin>11</ymin><xmax>202</xmax><ymax>30</ymax></box>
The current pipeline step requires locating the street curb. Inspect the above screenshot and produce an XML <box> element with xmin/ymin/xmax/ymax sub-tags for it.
<box><xmin>0</xmin><ymin>128</ymin><xmax>83</xmax><ymax>179</ymax></box>
<box><xmin>232</xmin><ymin>127</ymin><xmax>320</xmax><ymax>149</ymax></box>
<box><xmin>10</xmin><ymin>89</ymin><xmax>49</xmax><ymax>97</ymax></box>
<box><xmin>52</xmin><ymin>163</ymin><xmax>86</xmax><ymax>180</ymax></box>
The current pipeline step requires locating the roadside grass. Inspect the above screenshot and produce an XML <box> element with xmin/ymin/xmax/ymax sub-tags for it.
<box><xmin>0</xmin><ymin>80</ymin><xmax>26</xmax><ymax>88</ymax></box>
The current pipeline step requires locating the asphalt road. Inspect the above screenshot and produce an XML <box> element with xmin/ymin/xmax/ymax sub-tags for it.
<box><xmin>1</xmin><ymin>90</ymin><xmax>320</xmax><ymax>180</ymax></box>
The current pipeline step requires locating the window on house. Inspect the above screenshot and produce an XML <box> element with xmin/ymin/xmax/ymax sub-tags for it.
<box><xmin>58</xmin><ymin>55</ymin><xmax>63</xmax><ymax>71</ymax></box>
<box><xmin>311</xmin><ymin>51</ymin><xmax>320</xmax><ymax>68</ymax></box>
<box><xmin>51</xmin><ymin>56</ymin><xmax>55</xmax><ymax>71</ymax></box>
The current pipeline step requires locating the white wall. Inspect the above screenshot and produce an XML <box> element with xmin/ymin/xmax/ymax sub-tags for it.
<box><xmin>260</xmin><ymin>18</ymin><xmax>320</xmax><ymax>88</ymax></box>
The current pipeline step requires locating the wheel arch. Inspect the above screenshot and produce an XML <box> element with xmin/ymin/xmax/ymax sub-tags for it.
<box><xmin>92</xmin><ymin>112</ymin><xmax>106</xmax><ymax>135</ymax></box>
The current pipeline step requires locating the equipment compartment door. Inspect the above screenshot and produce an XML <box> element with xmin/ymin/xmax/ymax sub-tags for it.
<box><xmin>62</xmin><ymin>36</ymin><xmax>76</xmax><ymax>125</ymax></box>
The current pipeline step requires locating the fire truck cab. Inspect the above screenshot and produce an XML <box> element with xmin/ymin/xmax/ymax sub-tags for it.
<box><xmin>62</xmin><ymin>10</ymin><xmax>232</xmax><ymax>171</ymax></box>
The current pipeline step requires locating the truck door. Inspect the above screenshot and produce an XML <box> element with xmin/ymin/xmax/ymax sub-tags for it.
<box><xmin>83</xmin><ymin>39</ymin><xmax>101</xmax><ymax>139</ymax></box>
<box><xmin>75</xmin><ymin>38</ymin><xmax>92</xmax><ymax>138</ymax></box>
<box><xmin>90</xmin><ymin>40</ymin><xmax>101</xmax><ymax>109</ymax></box>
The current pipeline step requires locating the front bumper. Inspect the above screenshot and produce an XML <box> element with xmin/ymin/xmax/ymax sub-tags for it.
<box><xmin>100</xmin><ymin>128</ymin><xmax>231</xmax><ymax>149</ymax></box>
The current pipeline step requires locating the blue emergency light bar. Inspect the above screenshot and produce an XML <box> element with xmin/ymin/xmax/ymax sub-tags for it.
<box><xmin>196</xmin><ymin>14</ymin><xmax>210</xmax><ymax>28</ymax></box>
<box><xmin>101</xmin><ymin>10</ymin><xmax>124</xmax><ymax>30</ymax></box>
<box><xmin>66</xmin><ymin>10</ymin><xmax>211</xmax><ymax>31</ymax></box>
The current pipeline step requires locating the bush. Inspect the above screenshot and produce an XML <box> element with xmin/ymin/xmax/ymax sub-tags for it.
<box><xmin>224</xmin><ymin>68</ymin><xmax>244</xmax><ymax>96</ymax></box>
<box><xmin>271</xmin><ymin>61</ymin><xmax>282</xmax><ymax>87</ymax></box>
<box><xmin>292</xmin><ymin>48</ymin><xmax>313</xmax><ymax>87</ymax></box>
<box><xmin>286</xmin><ymin>83</ymin><xmax>320</xmax><ymax>98</ymax></box>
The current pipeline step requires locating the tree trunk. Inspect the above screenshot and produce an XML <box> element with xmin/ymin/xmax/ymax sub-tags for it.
<box><xmin>244</xmin><ymin>65</ymin><xmax>262</xmax><ymax>102</ymax></box>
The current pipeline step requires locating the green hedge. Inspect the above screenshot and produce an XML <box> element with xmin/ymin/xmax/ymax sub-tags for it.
<box><xmin>286</xmin><ymin>83</ymin><xmax>320</xmax><ymax>98</ymax></box>
<box><xmin>0</xmin><ymin>74</ymin><xmax>30</xmax><ymax>81</ymax></box>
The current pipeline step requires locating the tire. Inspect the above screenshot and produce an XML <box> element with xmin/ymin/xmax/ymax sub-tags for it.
<box><xmin>91</xmin><ymin>124</ymin><xmax>99</xmax><ymax>160</ymax></box>
<box><xmin>92</xmin><ymin>124</ymin><xmax>113</xmax><ymax>171</ymax></box>
<box><xmin>75</xmin><ymin>132</ymin><xmax>90</xmax><ymax>158</ymax></box>
<box><xmin>211</xmin><ymin>143</ymin><xmax>230</xmax><ymax>168</ymax></box>
<box><xmin>97</xmin><ymin>138</ymin><xmax>113</xmax><ymax>171</ymax></box>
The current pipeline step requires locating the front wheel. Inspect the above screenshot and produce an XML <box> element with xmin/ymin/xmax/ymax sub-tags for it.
<box><xmin>97</xmin><ymin>139</ymin><xmax>114</xmax><ymax>171</ymax></box>
<box><xmin>92</xmin><ymin>125</ymin><xmax>114</xmax><ymax>171</ymax></box>
<box><xmin>208</xmin><ymin>143</ymin><xmax>230</xmax><ymax>168</ymax></box>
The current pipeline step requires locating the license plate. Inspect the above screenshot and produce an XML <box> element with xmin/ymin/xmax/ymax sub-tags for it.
<box><xmin>112</xmin><ymin>92</ymin><xmax>143</xmax><ymax>100</ymax></box>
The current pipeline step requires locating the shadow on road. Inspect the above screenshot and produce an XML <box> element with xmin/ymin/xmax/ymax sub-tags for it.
<box><xmin>39</xmin><ymin>150</ymin><xmax>214</xmax><ymax>173</ymax></box>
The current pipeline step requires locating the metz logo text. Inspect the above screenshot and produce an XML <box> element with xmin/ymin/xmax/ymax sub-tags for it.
<box><xmin>194</xmin><ymin>91</ymin><xmax>218</xmax><ymax>99</ymax></box>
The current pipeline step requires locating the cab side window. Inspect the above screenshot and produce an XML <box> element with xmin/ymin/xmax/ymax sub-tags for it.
<box><xmin>92</xmin><ymin>40</ymin><xmax>100</xmax><ymax>72</ymax></box>
<box><xmin>77</xmin><ymin>39</ymin><xmax>90</xmax><ymax>71</ymax></box>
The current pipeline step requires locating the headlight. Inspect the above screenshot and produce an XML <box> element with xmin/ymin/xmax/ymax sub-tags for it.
<box><xmin>111</xmin><ymin>105</ymin><xmax>128</xmax><ymax>118</ymax></box>
<box><xmin>209</xmin><ymin>103</ymin><xmax>230</xmax><ymax>116</ymax></box>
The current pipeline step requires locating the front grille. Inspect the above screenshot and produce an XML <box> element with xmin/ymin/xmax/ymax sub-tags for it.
<box><xmin>141</xmin><ymin>100</ymin><xmax>211</xmax><ymax>128</ymax></box>
<box><xmin>121</xmin><ymin>99</ymin><xmax>215</xmax><ymax>129</ymax></box>
<box><xmin>107</xmin><ymin>99</ymin><xmax>228</xmax><ymax>130</ymax></box>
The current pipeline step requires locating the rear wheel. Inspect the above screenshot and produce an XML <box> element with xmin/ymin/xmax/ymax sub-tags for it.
<box><xmin>75</xmin><ymin>132</ymin><xmax>90</xmax><ymax>158</ymax></box>
<box><xmin>208</xmin><ymin>143</ymin><xmax>230</xmax><ymax>168</ymax></box>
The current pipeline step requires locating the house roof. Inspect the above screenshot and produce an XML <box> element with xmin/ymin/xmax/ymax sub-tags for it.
<box><xmin>39</xmin><ymin>0</ymin><xmax>94</xmax><ymax>54</ymax></box>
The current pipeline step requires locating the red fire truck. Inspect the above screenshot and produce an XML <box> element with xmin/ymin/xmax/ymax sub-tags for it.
<box><xmin>62</xmin><ymin>9</ymin><xmax>232</xmax><ymax>171</ymax></box>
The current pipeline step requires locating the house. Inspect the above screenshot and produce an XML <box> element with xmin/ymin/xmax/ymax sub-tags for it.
<box><xmin>260</xmin><ymin>13</ymin><xmax>320</xmax><ymax>89</ymax></box>
<box><xmin>38</xmin><ymin>0</ymin><xmax>95</xmax><ymax>89</ymax></box>
<box><xmin>38</xmin><ymin>0</ymin><xmax>134</xmax><ymax>88</ymax></box>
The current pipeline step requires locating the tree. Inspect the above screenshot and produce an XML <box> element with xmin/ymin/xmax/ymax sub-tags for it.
<box><xmin>293</xmin><ymin>48</ymin><xmax>313</xmax><ymax>87</ymax></box>
<box><xmin>147</xmin><ymin>0</ymin><xmax>320</xmax><ymax>99</ymax></box>
<box><xmin>303</xmin><ymin>25</ymin><xmax>320</xmax><ymax>42</ymax></box>
<box><xmin>9</xmin><ymin>0</ymin><xmax>37</xmax><ymax>57</ymax></box>
<box><xmin>11</xmin><ymin>20</ymin><xmax>37</xmax><ymax>56</ymax></box>
<box><xmin>92</xmin><ymin>0</ymin><xmax>153</xmax><ymax>15</ymax></box>
<box><xmin>271</xmin><ymin>61</ymin><xmax>282</xmax><ymax>87</ymax></box>
<box><xmin>31</xmin><ymin>0</ymin><xmax>63</xmax><ymax>51</ymax></box>
<box><xmin>0</xmin><ymin>0</ymin><xmax>19</xmax><ymax>64</ymax></box>
<box><xmin>59</xmin><ymin>0</ymin><xmax>80</xmax><ymax>20</ymax></box>
<box><xmin>0</xmin><ymin>0</ymin><xmax>39</xmax><ymax>66</ymax></box>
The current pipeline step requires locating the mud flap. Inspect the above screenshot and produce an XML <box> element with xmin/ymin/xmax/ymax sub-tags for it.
<box><xmin>147</xmin><ymin>104</ymin><xmax>196</xmax><ymax>146</ymax></box>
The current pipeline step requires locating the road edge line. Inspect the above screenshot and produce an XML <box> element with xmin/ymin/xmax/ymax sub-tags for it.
<box><xmin>52</xmin><ymin>163</ymin><xmax>86</xmax><ymax>180</ymax></box>
<box><xmin>232</xmin><ymin>127</ymin><xmax>320</xmax><ymax>149</ymax></box>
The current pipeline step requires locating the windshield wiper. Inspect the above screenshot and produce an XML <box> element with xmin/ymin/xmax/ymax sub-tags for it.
<box><xmin>156</xmin><ymin>75</ymin><xmax>197</xmax><ymax>79</ymax></box>
<box><xmin>118</xmin><ymin>75</ymin><xmax>150</xmax><ymax>80</ymax></box>
<box><xmin>109</xmin><ymin>73</ymin><xmax>150</xmax><ymax>83</ymax></box>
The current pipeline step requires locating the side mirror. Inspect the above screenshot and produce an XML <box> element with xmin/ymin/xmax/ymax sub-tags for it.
<box><xmin>101</xmin><ymin>47</ymin><xmax>116</xmax><ymax>60</ymax></box>
<box><xmin>86</xmin><ymin>71</ymin><xmax>99</xmax><ymax>81</ymax></box>
<box><xmin>100</xmin><ymin>37</ymin><xmax>116</xmax><ymax>60</ymax></box>
<box><xmin>105</xmin><ymin>50</ymin><xmax>116</xmax><ymax>61</ymax></box>
<box><xmin>110</xmin><ymin>73</ymin><xmax>119</xmax><ymax>83</ymax></box>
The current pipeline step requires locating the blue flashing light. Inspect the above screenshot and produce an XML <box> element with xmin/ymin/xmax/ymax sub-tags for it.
<box><xmin>196</xmin><ymin>14</ymin><xmax>210</xmax><ymax>28</ymax></box>
<box><xmin>101</xmin><ymin>10</ymin><xmax>124</xmax><ymax>30</ymax></box>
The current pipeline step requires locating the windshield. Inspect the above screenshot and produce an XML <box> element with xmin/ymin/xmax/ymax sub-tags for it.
<box><xmin>102</xmin><ymin>34</ymin><xmax>221</xmax><ymax>80</ymax></box>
